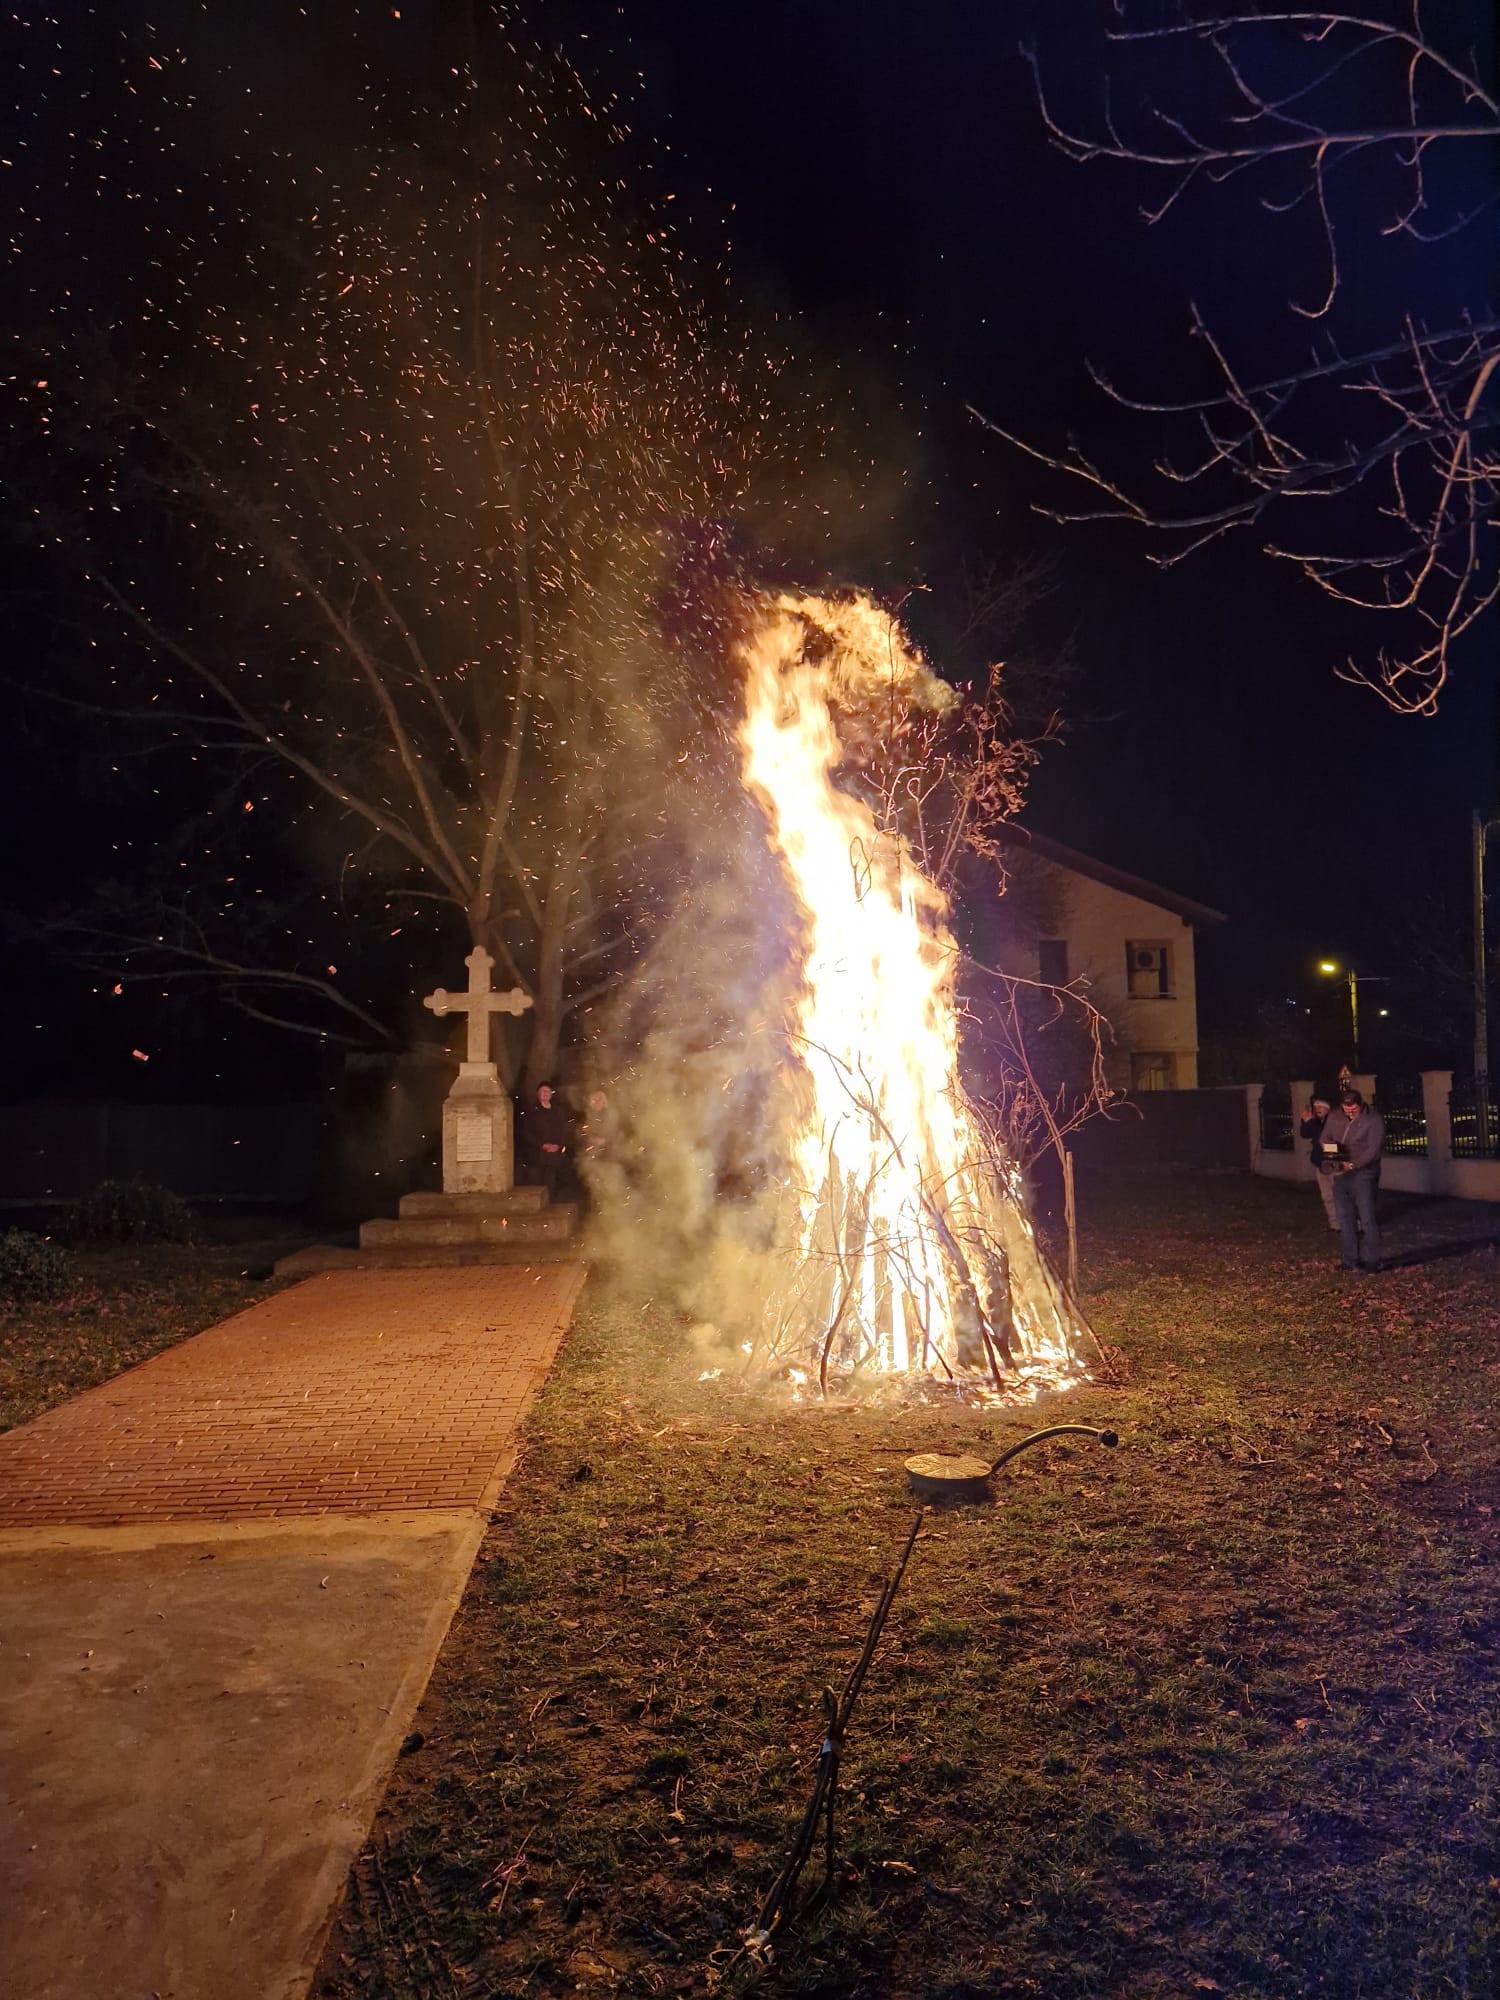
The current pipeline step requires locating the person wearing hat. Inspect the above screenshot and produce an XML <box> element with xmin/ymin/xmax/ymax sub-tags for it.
<box><xmin>1316</xmin><ymin>1083</ymin><xmax>1385</xmax><ymax>1272</ymax></box>
<box><xmin>1299</xmin><ymin>1083</ymin><xmax>1340</xmax><ymax>1232</ymax></box>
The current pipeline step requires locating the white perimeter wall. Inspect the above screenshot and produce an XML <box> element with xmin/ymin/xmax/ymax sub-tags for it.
<box><xmin>1247</xmin><ymin>1072</ymin><xmax>1500</xmax><ymax>1204</ymax></box>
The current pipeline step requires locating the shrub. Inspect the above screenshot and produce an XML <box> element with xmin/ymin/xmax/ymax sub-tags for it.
<box><xmin>74</xmin><ymin>1179</ymin><xmax>194</xmax><ymax>1244</ymax></box>
<box><xmin>0</xmin><ymin>1228</ymin><xmax>75</xmax><ymax>1303</ymax></box>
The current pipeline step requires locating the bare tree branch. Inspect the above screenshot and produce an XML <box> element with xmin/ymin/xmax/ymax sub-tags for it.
<box><xmin>1003</xmin><ymin>3</ymin><xmax>1499</xmax><ymax>713</ymax></box>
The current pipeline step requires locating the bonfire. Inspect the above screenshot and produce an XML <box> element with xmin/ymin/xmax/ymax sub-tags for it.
<box><xmin>735</xmin><ymin>590</ymin><xmax>1096</xmax><ymax>1400</ymax></box>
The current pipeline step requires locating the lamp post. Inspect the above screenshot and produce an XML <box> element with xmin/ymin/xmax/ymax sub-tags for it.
<box><xmin>1317</xmin><ymin>961</ymin><xmax>1392</xmax><ymax>1074</ymax></box>
<box><xmin>1318</xmin><ymin>960</ymin><xmax>1360</xmax><ymax>1070</ymax></box>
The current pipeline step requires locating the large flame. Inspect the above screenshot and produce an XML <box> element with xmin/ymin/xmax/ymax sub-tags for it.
<box><xmin>737</xmin><ymin>591</ymin><xmax>1094</xmax><ymax>1395</ymax></box>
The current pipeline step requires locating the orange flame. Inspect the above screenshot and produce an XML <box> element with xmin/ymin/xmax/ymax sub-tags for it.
<box><xmin>737</xmin><ymin>591</ymin><xmax>1093</xmax><ymax>1394</ymax></box>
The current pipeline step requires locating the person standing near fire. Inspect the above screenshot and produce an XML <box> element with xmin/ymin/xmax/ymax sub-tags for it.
<box><xmin>1317</xmin><ymin>1082</ymin><xmax>1385</xmax><ymax>1272</ymax></box>
<box><xmin>520</xmin><ymin>1080</ymin><xmax>572</xmax><ymax>1199</ymax></box>
<box><xmin>1300</xmin><ymin>1083</ymin><xmax>1339</xmax><ymax>1232</ymax></box>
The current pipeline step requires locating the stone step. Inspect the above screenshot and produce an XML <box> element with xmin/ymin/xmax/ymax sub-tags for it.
<box><xmin>359</xmin><ymin>1203</ymin><xmax>579</xmax><ymax>1250</ymax></box>
<box><xmin>398</xmin><ymin>1186</ymin><xmax>548</xmax><ymax>1219</ymax></box>
<box><xmin>274</xmin><ymin>1241</ymin><xmax>585</xmax><ymax>1277</ymax></box>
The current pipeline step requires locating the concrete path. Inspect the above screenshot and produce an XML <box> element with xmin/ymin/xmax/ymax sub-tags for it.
<box><xmin>0</xmin><ymin>1264</ymin><xmax>585</xmax><ymax>2000</ymax></box>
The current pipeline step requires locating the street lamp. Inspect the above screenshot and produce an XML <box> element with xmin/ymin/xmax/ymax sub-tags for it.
<box><xmin>1318</xmin><ymin>962</ymin><xmax>1394</xmax><ymax>1071</ymax></box>
<box><xmin>1319</xmin><ymin>960</ymin><xmax>1360</xmax><ymax>1068</ymax></box>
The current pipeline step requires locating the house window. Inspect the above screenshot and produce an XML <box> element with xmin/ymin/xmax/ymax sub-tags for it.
<box><xmin>1038</xmin><ymin>938</ymin><xmax>1069</xmax><ymax>986</ymax></box>
<box><xmin>1126</xmin><ymin>939</ymin><xmax>1174</xmax><ymax>998</ymax></box>
<box><xmin>1131</xmin><ymin>1051</ymin><xmax>1176</xmax><ymax>1091</ymax></box>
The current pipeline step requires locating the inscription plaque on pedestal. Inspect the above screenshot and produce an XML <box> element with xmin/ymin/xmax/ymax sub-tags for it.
<box><xmin>454</xmin><ymin>1109</ymin><xmax>494</xmax><ymax>1164</ymax></box>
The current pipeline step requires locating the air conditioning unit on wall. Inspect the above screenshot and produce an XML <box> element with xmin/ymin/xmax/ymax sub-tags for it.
<box><xmin>1128</xmin><ymin>942</ymin><xmax>1171</xmax><ymax>996</ymax></box>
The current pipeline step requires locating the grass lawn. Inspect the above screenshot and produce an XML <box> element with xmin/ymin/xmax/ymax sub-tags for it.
<box><xmin>309</xmin><ymin>1171</ymin><xmax>1497</xmax><ymax>1998</ymax></box>
<box><xmin>0</xmin><ymin>1219</ymin><xmax>300</xmax><ymax>1435</ymax></box>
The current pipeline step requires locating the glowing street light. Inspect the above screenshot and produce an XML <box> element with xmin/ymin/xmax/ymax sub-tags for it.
<box><xmin>1318</xmin><ymin>961</ymin><xmax>1392</xmax><ymax>1071</ymax></box>
<box><xmin>1318</xmin><ymin>959</ymin><xmax>1361</xmax><ymax>1069</ymax></box>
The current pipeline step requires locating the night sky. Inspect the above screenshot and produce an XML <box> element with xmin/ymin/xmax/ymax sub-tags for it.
<box><xmin>559</xmin><ymin>0</ymin><xmax>1497</xmax><ymax>1041</ymax></box>
<box><xmin>3</xmin><ymin>0</ymin><xmax>1496</xmax><ymax>1093</ymax></box>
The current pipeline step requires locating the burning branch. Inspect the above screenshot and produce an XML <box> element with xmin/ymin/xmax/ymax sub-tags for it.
<box><xmin>735</xmin><ymin>591</ymin><xmax>1097</xmax><ymax>1396</ymax></box>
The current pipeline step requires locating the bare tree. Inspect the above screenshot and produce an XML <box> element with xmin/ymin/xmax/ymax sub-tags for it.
<box><xmin>979</xmin><ymin>3</ymin><xmax>1498</xmax><ymax>715</ymax></box>
<box><xmin>874</xmin><ymin>648</ymin><xmax>1111</xmax><ymax>1164</ymax></box>
<box><xmin>765</xmin><ymin>602</ymin><xmax>1114</xmax><ymax>1185</ymax></box>
<box><xmin>20</xmin><ymin>55</ymin><xmax>851</xmax><ymax>1092</ymax></box>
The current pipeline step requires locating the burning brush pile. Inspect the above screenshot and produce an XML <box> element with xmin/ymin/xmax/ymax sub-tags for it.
<box><xmin>736</xmin><ymin>591</ymin><xmax>1096</xmax><ymax>1399</ymax></box>
<box><xmin>586</xmin><ymin>589</ymin><xmax>1098</xmax><ymax>1405</ymax></box>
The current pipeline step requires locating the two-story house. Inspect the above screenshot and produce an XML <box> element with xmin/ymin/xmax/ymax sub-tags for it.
<box><xmin>986</xmin><ymin>828</ymin><xmax>1225</xmax><ymax>1091</ymax></box>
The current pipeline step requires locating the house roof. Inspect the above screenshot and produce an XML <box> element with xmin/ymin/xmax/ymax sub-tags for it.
<box><xmin>997</xmin><ymin>826</ymin><xmax>1227</xmax><ymax>928</ymax></box>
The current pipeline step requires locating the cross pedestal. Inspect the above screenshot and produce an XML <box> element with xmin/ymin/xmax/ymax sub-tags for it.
<box><xmin>272</xmin><ymin>946</ymin><xmax>578</xmax><ymax>1271</ymax></box>
<box><xmin>423</xmin><ymin>947</ymin><xmax>533</xmax><ymax>1194</ymax></box>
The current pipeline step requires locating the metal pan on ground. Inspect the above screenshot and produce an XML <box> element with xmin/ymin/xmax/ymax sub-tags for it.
<box><xmin>904</xmin><ymin>1423</ymin><xmax>1118</xmax><ymax>1502</ymax></box>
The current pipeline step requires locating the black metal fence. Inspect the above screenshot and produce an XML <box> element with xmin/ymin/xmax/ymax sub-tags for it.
<box><xmin>1451</xmin><ymin>1074</ymin><xmax>1500</xmax><ymax>1160</ymax></box>
<box><xmin>1380</xmin><ymin>1076</ymin><xmax>1428</xmax><ymax>1156</ymax></box>
<box><xmin>1258</xmin><ymin>1083</ymin><xmax>1294</xmax><ymax>1152</ymax></box>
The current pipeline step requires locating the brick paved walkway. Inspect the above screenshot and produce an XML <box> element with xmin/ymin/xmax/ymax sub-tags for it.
<box><xmin>0</xmin><ymin>1264</ymin><xmax>585</xmax><ymax>1528</ymax></box>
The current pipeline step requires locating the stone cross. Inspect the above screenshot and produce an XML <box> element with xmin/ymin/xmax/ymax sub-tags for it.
<box><xmin>423</xmin><ymin>947</ymin><xmax>533</xmax><ymax>1068</ymax></box>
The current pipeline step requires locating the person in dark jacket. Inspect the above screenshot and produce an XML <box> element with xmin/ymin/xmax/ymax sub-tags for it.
<box><xmin>520</xmin><ymin>1080</ymin><xmax>572</xmax><ymax>1200</ymax></box>
<box><xmin>1317</xmin><ymin>1084</ymin><xmax>1385</xmax><ymax>1271</ymax></box>
<box><xmin>1299</xmin><ymin>1085</ymin><xmax>1339</xmax><ymax>1231</ymax></box>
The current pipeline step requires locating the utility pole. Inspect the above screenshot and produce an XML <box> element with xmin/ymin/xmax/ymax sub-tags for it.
<box><xmin>1476</xmin><ymin>810</ymin><xmax>1497</xmax><ymax>1153</ymax></box>
<box><xmin>1475</xmin><ymin>810</ymin><xmax>1490</xmax><ymax>1085</ymax></box>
